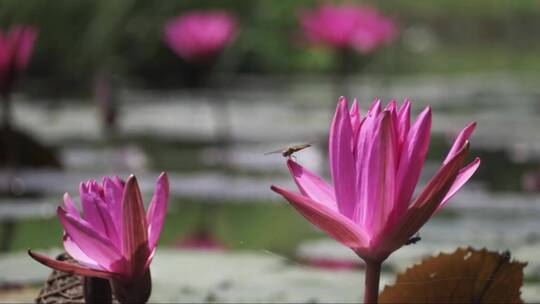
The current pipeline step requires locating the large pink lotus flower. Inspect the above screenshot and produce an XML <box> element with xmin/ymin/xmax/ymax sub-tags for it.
<box><xmin>272</xmin><ymin>98</ymin><xmax>479</xmax><ymax>302</ymax></box>
<box><xmin>163</xmin><ymin>11</ymin><xmax>237</xmax><ymax>62</ymax></box>
<box><xmin>29</xmin><ymin>173</ymin><xmax>169</xmax><ymax>302</ymax></box>
<box><xmin>272</xmin><ymin>98</ymin><xmax>480</xmax><ymax>260</ymax></box>
<box><xmin>300</xmin><ymin>4</ymin><xmax>397</xmax><ymax>53</ymax></box>
<box><xmin>0</xmin><ymin>26</ymin><xmax>37</xmax><ymax>96</ymax></box>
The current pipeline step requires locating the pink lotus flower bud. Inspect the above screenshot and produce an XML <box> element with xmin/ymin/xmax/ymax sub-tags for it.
<box><xmin>0</xmin><ymin>26</ymin><xmax>37</xmax><ymax>96</ymax></box>
<box><xmin>300</xmin><ymin>4</ymin><xmax>397</xmax><ymax>53</ymax></box>
<box><xmin>30</xmin><ymin>173</ymin><xmax>169</xmax><ymax>304</ymax></box>
<box><xmin>164</xmin><ymin>11</ymin><xmax>237</xmax><ymax>63</ymax></box>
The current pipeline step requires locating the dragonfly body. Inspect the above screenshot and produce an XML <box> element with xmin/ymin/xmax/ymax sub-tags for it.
<box><xmin>265</xmin><ymin>144</ymin><xmax>312</xmax><ymax>158</ymax></box>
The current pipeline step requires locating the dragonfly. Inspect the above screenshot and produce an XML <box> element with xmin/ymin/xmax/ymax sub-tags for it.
<box><xmin>264</xmin><ymin>143</ymin><xmax>312</xmax><ymax>158</ymax></box>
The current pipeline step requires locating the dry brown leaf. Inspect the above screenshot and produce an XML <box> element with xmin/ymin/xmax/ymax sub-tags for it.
<box><xmin>380</xmin><ymin>247</ymin><xmax>525</xmax><ymax>303</ymax></box>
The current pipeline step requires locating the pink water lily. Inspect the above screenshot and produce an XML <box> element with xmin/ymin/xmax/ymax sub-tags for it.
<box><xmin>300</xmin><ymin>4</ymin><xmax>397</xmax><ymax>53</ymax></box>
<box><xmin>29</xmin><ymin>173</ymin><xmax>169</xmax><ymax>286</ymax></box>
<box><xmin>163</xmin><ymin>11</ymin><xmax>237</xmax><ymax>62</ymax></box>
<box><xmin>271</xmin><ymin>98</ymin><xmax>479</xmax><ymax>303</ymax></box>
<box><xmin>0</xmin><ymin>26</ymin><xmax>37</xmax><ymax>96</ymax></box>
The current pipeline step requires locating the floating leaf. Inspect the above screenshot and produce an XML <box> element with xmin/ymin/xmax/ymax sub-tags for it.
<box><xmin>380</xmin><ymin>247</ymin><xmax>525</xmax><ymax>303</ymax></box>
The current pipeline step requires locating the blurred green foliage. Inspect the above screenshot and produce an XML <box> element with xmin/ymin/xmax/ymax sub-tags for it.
<box><xmin>1</xmin><ymin>0</ymin><xmax>540</xmax><ymax>93</ymax></box>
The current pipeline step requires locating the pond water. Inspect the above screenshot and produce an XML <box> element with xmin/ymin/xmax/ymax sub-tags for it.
<box><xmin>1</xmin><ymin>73</ymin><xmax>540</xmax><ymax>302</ymax></box>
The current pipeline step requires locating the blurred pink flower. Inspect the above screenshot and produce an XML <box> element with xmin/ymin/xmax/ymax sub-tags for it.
<box><xmin>164</xmin><ymin>11</ymin><xmax>237</xmax><ymax>62</ymax></box>
<box><xmin>305</xmin><ymin>257</ymin><xmax>360</xmax><ymax>271</ymax></box>
<box><xmin>30</xmin><ymin>173</ymin><xmax>169</xmax><ymax>283</ymax></box>
<box><xmin>272</xmin><ymin>98</ymin><xmax>480</xmax><ymax>262</ymax></box>
<box><xmin>0</xmin><ymin>26</ymin><xmax>37</xmax><ymax>96</ymax></box>
<box><xmin>176</xmin><ymin>231</ymin><xmax>227</xmax><ymax>251</ymax></box>
<box><xmin>300</xmin><ymin>4</ymin><xmax>397</xmax><ymax>53</ymax></box>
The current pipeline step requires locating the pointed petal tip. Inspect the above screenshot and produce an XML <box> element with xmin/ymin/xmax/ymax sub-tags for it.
<box><xmin>27</xmin><ymin>249</ymin><xmax>47</xmax><ymax>265</ymax></box>
<box><xmin>270</xmin><ymin>185</ymin><xmax>287</xmax><ymax>196</ymax></box>
<box><xmin>124</xmin><ymin>175</ymin><xmax>139</xmax><ymax>190</ymax></box>
<box><xmin>350</xmin><ymin>99</ymin><xmax>359</xmax><ymax>114</ymax></box>
<box><xmin>416</xmin><ymin>106</ymin><xmax>432</xmax><ymax>123</ymax></box>
<box><xmin>56</xmin><ymin>205</ymin><xmax>66</xmax><ymax>216</ymax></box>
<box><xmin>368</xmin><ymin>98</ymin><xmax>382</xmax><ymax>115</ymax></box>
<box><xmin>465</xmin><ymin>157</ymin><xmax>481</xmax><ymax>171</ymax></box>
<box><xmin>338</xmin><ymin>96</ymin><xmax>348</xmax><ymax>106</ymax></box>
<box><xmin>157</xmin><ymin>172</ymin><xmax>169</xmax><ymax>187</ymax></box>
<box><xmin>401</xmin><ymin>98</ymin><xmax>411</xmax><ymax>108</ymax></box>
<box><xmin>27</xmin><ymin>249</ymin><xmax>48</xmax><ymax>263</ymax></box>
<box><xmin>466</xmin><ymin>121</ymin><xmax>477</xmax><ymax>133</ymax></box>
<box><xmin>380</xmin><ymin>109</ymin><xmax>393</xmax><ymax>122</ymax></box>
<box><xmin>79</xmin><ymin>182</ymin><xmax>87</xmax><ymax>193</ymax></box>
<box><xmin>27</xmin><ymin>249</ymin><xmax>50</xmax><ymax>264</ymax></box>
<box><xmin>286</xmin><ymin>158</ymin><xmax>296</xmax><ymax>169</ymax></box>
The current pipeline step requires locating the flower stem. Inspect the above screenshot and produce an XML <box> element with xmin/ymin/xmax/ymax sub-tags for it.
<box><xmin>364</xmin><ymin>260</ymin><xmax>382</xmax><ymax>304</ymax></box>
<box><xmin>2</xmin><ymin>94</ymin><xmax>11</xmax><ymax>130</ymax></box>
<box><xmin>111</xmin><ymin>270</ymin><xmax>152</xmax><ymax>304</ymax></box>
<box><xmin>84</xmin><ymin>277</ymin><xmax>112</xmax><ymax>304</ymax></box>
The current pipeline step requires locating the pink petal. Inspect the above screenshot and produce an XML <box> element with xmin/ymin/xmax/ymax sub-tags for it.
<box><xmin>271</xmin><ymin>185</ymin><xmax>369</xmax><ymax>249</ymax></box>
<box><xmin>102</xmin><ymin>176</ymin><xmax>124</xmax><ymax>235</ymax></box>
<box><xmin>357</xmin><ymin>111</ymin><xmax>396</xmax><ymax>234</ymax></box>
<box><xmin>354</xmin><ymin>101</ymin><xmax>381</xmax><ymax>203</ymax></box>
<box><xmin>437</xmin><ymin>157</ymin><xmax>481</xmax><ymax>210</ymax></box>
<box><xmin>413</xmin><ymin>142</ymin><xmax>470</xmax><ymax>209</ymax></box>
<box><xmin>63</xmin><ymin>193</ymin><xmax>80</xmax><ymax>218</ymax></box>
<box><xmin>368</xmin><ymin>98</ymin><xmax>382</xmax><ymax>115</ymax></box>
<box><xmin>80</xmin><ymin>192</ymin><xmax>118</xmax><ymax>244</ymax></box>
<box><xmin>350</xmin><ymin>98</ymin><xmax>360</xmax><ymax>134</ymax></box>
<box><xmin>329</xmin><ymin>97</ymin><xmax>357</xmax><ymax>218</ymax></box>
<box><xmin>58</xmin><ymin>207</ymin><xmax>123</xmax><ymax>271</ymax></box>
<box><xmin>393</xmin><ymin>107</ymin><xmax>431</xmax><ymax>220</ymax></box>
<box><xmin>287</xmin><ymin>160</ymin><xmax>337</xmax><ymax>211</ymax></box>
<box><xmin>147</xmin><ymin>172</ymin><xmax>169</xmax><ymax>250</ymax></box>
<box><xmin>387</xmin><ymin>102</ymin><xmax>399</xmax><ymax>155</ymax></box>
<box><xmin>121</xmin><ymin>175</ymin><xmax>150</xmax><ymax>278</ymax></box>
<box><xmin>398</xmin><ymin>98</ymin><xmax>410</xmax><ymax>116</ymax></box>
<box><xmin>384</xmin><ymin>99</ymin><xmax>397</xmax><ymax>112</ymax></box>
<box><xmin>444</xmin><ymin>122</ymin><xmax>476</xmax><ymax>164</ymax></box>
<box><xmin>102</xmin><ymin>176</ymin><xmax>124</xmax><ymax>205</ymax></box>
<box><xmin>63</xmin><ymin>235</ymin><xmax>102</xmax><ymax>269</ymax></box>
<box><xmin>397</xmin><ymin>99</ymin><xmax>411</xmax><ymax>151</ymax></box>
<box><xmin>377</xmin><ymin>143</ymin><xmax>470</xmax><ymax>255</ymax></box>
<box><xmin>28</xmin><ymin>250</ymin><xmax>115</xmax><ymax>279</ymax></box>
<box><xmin>87</xmin><ymin>180</ymin><xmax>103</xmax><ymax>198</ymax></box>
<box><xmin>12</xmin><ymin>27</ymin><xmax>37</xmax><ymax>71</ymax></box>
<box><xmin>350</xmin><ymin>98</ymin><xmax>365</xmax><ymax>151</ymax></box>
